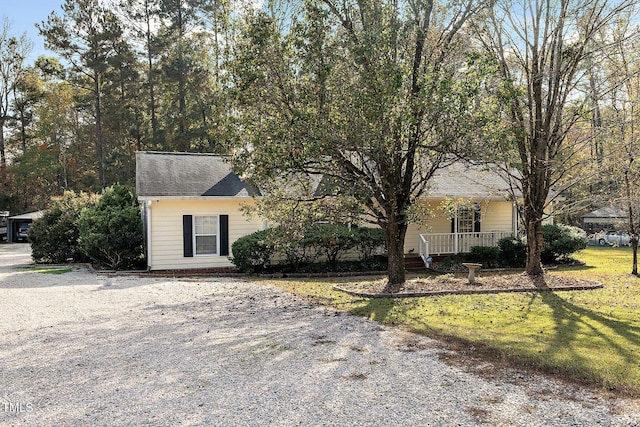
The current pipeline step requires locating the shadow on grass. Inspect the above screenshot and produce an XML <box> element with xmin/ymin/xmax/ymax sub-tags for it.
<box><xmin>537</xmin><ymin>281</ymin><xmax>640</xmax><ymax>392</ymax></box>
<box><xmin>553</xmin><ymin>264</ymin><xmax>596</xmax><ymax>272</ymax></box>
<box><xmin>349</xmin><ymin>297</ymin><xmax>398</xmax><ymax>324</ymax></box>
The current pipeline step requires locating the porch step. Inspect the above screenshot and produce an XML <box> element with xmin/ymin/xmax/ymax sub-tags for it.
<box><xmin>404</xmin><ymin>253</ymin><xmax>449</xmax><ymax>270</ymax></box>
<box><xmin>404</xmin><ymin>253</ymin><xmax>428</xmax><ymax>270</ymax></box>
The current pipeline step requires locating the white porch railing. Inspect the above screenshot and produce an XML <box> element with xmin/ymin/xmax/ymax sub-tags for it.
<box><xmin>418</xmin><ymin>231</ymin><xmax>514</xmax><ymax>265</ymax></box>
<box><xmin>418</xmin><ymin>234</ymin><xmax>430</xmax><ymax>267</ymax></box>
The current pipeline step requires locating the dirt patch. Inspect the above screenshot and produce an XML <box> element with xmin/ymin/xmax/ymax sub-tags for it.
<box><xmin>334</xmin><ymin>272</ymin><xmax>603</xmax><ymax>298</ymax></box>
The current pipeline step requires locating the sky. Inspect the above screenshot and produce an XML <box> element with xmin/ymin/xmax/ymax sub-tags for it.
<box><xmin>1</xmin><ymin>1</ymin><xmax>65</xmax><ymax>63</ymax></box>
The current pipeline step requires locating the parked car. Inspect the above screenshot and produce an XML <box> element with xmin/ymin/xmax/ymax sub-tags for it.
<box><xmin>595</xmin><ymin>230</ymin><xmax>632</xmax><ymax>246</ymax></box>
<box><xmin>16</xmin><ymin>222</ymin><xmax>31</xmax><ymax>242</ymax></box>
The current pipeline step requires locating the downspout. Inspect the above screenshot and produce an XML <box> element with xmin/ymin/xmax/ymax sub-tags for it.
<box><xmin>143</xmin><ymin>201</ymin><xmax>152</xmax><ymax>271</ymax></box>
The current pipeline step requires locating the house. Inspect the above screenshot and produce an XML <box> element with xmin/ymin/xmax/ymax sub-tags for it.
<box><xmin>136</xmin><ymin>152</ymin><xmax>264</xmax><ymax>271</ymax></box>
<box><xmin>581</xmin><ymin>206</ymin><xmax>626</xmax><ymax>234</ymax></box>
<box><xmin>408</xmin><ymin>163</ymin><xmax>521</xmax><ymax>264</ymax></box>
<box><xmin>136</xmin><ymin>152</ymin><xmax>521</xmax><ymax>271</ymax></box>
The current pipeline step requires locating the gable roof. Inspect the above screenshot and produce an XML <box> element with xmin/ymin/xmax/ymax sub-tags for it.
<box><xmin>136</xmin><ymin>152</ymin><xmax>516</xmax><ymax>201</ymax></box>
<box><xmin>581</xmin><ymin>206</ymin><xmax>626</xmax><ymax>219</ymax></box>
<box><xmin>428</xmin><ymin>163</ymin><xmax>518</xmax><ymax>200</ymax></box>
<box><xmin>136</xmin><ymin>151</ymin><xmax>260</xmax><ymax>198</ymax></box>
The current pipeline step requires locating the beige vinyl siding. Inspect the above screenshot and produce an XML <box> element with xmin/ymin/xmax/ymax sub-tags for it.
<box><xmin>405</xmin><ymin>199</ymin><xmax>515</xmax><ymax>253</ymax></box>
<box><xmin>147</xmin><ymin>199</ymin><xmax>262</xmax><ymax>270</ymax></box>
<box><xmin>482</xmin><ymin>200</ymin><xmax>515</xmax><ymax>232</ymax></box>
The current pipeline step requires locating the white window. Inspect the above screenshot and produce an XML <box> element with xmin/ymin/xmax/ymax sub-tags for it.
<box><xmin>194</xmin><ymin>215</ymin><xmax>218</xmax><ymax>255</ymax></box>
<box><xmin>458</xmin><ymin>207</ymin><xmax>474</xmax><ymax>233</ymax></box>
<box><xmin>456</xmin><ymin>204</ymin><xmax>480</xmax><ymax>233</ymax></box>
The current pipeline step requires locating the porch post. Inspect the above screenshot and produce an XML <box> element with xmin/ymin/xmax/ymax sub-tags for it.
<box><xmin>454</xmin><ymin>208</ymin><xmax>459</xmax><ymax>254</ymax></box>
<box><xmin>512</xmin><ymin>201</ymin><xmax>518</xmax><ymax>236</ymax></box>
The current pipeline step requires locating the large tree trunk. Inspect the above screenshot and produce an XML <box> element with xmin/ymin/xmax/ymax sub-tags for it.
<box><xmin>94</xmin><ymin>70</ymin><xmax>105</xmax><ymax>188</ymax></box>
<box><xmin>525</xmin><ymin>219</ymin><xmax>544</xmax><ymax>276</ymax></box>
<box><xmin>145</xmin><ymin>0</ymin><xmax>158</xmax><ymax>143</ymax></box>
<box><xmin>0</xmin><ymin>118</ymin><xmax>5</xmax><ymax>166</ymax></box>
<box><xmin>383</xmin><ymin>218</ymin><xmax>407</xmax><ymax>293</ymax></box>
<box><xmin>632</xmin><ymin>239</ymin><xmax>638</xmax><ymax>276</ymax></box>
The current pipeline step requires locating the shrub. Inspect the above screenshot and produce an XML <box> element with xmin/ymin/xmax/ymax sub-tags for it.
<box><xmin>230</xmin><ymin>229</ymin><xmax>277</xmax><ymax>273</ymax></box>
<box><xmin>271</xmin><ymin>226</ymin><xmax>315</xmax><ymax>272</ymax></box>
<box><xmin>498</xmin><ymin>237</ymin><xmax>526</xmax><ymax>268</ymax></box>
<box><xmin>231</xmin><ymin>224</ymin><xmax>387</xmax><ymax>273</ymax></box>
<box><xmin>304</xmin><ymin>223</ymin><xmax>357</xmax><ymax>270</ymax></box>
<box><xmin>29</xmin><ymin>191</ymin><xmax>98</xmax><ymax>264</ymax></box>
<box><xmin>353</xmin><ymin>226</ymin><xmax>386</xmax><ymax>260</ymax></box>
<box><xmin>467</xmin><ymin>245</ymin><xmax>500</xmax><ymax>268</ymax></box>
<box><xmin>77</xmin><ymin>185</ymin><xmax>144</xmax><ymax>270</ymax></box>
<box><xmin>541</xmin><ymin>223</ymin><xmax>588</xmax><ymax>263</ymax></box>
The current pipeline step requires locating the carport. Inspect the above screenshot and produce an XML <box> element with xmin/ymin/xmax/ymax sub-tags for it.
<box><xmin>7</xmin><ymin>211</ymin><xmax>44</xmax><ymax>243</ymax></box>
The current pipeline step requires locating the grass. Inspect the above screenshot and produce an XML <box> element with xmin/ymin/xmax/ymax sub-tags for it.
<box><xmin>21</xmin><ymin>266</ymin><xmax>73</xmax><ymax>275</ymax></box>
<box><xmin>264</xmin><ymin>246</ymin><xmax>640</xmax><ymax>395</ymax></box>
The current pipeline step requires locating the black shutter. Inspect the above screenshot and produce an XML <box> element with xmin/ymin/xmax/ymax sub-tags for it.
<box><xmin>474</xmin><ymin>204</ymin><xmax>481</xmax><ymax>233</ymax></box>
<box><xmin>183</xmin><ymin>215</ymin><xmax>193</xmax><ymax>257</ymax></box>
<box><xmin>451</xmin><ymin>217</ymin><xmax>455</xmax><ymax>233</ymax></box>
<box><xmin>219</xmin><ymin>215</ymin><xmax>229</xmax><ymax>256</ymax></box>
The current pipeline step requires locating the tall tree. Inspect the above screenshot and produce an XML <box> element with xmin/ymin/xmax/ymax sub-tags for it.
<box><xmin>10</xmin><ymin>65</ymin><xmax>44</xmax><ymax>153</ymax></box>
<box><xmin>38</xmin><ymin>0</ymin><xmax>130</xmax><ymax>188</ymax></box>
<box><xmin>0</xmin><ymin>19</ymin><xmax>32</xmax><ymax>167</ymax></box>
<box><xmin>158</xmin><ymin>0</ymin><xmax>205</xmax><ymax>151</ymax></box>
<box><xmin>231</xmin><ymin>0</ymin><xmax>490</xmax><ymax>291</ymax></box>
<box><xmin>475</xmin><ymin>0</ymin><xmax>636</xmax><ymax>276</ymax></box>
<box><xmin>120</xmin><ymin>0</ymin><xmax>162</xmax><ymax>146</ymax></box>
<box><xmin>597</xmin><ymin>15</ymin><xmax>640</xmax><ymax>275</ymax></box>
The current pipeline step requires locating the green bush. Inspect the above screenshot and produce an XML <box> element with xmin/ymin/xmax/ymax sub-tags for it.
<box><xmin>353</xmin><ymin>226</ymin><xmax>386</xmax><ymax>260</ymax></box>
<box><xmin>29</xmin><ymin>191</ymin><xmax>98</xmax><ymax>264</ymax></box>
<box><xmin>467</xmin><ymin>245</ymin><xmax>500</xmax><ymax>268</ymax></box>
<box><xmin>231</xmin><ymin>224</ymin><xmax>387</xmax><ymax>273</ymax></box>
<box><xmin>498</xmin><ymin>237</ymin><xmax>526</xmax><ymax>267</ymax></box>
<box><xmin>541</xmin><ymin>223</ymin><xmax>588</xmax><ymax>263</ymax></box>
<box><xmin>77</xmin><ymin>185</ymin><xmax>144</xmax><ymax>270</ymax></box>
<box><xmin>304</xmin><ymin>223</ymin><xmax>358</xmax><ymax>270</ymax></box>
<box><xmin>230</xmin><ymin>228</ymin><xmax>277</xmax><ymax>273</ymax></box>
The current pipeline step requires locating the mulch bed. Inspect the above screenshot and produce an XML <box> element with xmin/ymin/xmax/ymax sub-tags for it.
<box><xmin>334</xmin><ymin>273</ymin><xmax>604</xmax><ymax>298</ymax></box>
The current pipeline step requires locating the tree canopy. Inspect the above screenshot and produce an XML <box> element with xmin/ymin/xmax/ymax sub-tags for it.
<box><xmin>230</xmin><ymin>0</ymin><xmax>494</xmax><ymax>289</ymax></box>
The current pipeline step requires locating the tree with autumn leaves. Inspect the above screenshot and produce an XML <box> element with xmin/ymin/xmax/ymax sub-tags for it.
<box><xmin>230</xmin><ymin>0</ymin><xmax>494</xmax><ymax>291</ymax></box>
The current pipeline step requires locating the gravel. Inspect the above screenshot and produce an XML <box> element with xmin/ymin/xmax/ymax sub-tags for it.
<box><xmin>1</xmin><ymin>244</ymin><xmax>639</xmax><ymax>426</ymax></box>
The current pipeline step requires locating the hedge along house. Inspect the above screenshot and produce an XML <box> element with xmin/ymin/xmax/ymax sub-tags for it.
<box><xmin>136</xmin><ymin>151</ymin><xmax>264</xmax><ymax>271</ymax></box>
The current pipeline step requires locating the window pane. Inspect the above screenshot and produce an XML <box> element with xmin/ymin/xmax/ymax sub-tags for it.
<box><xmin>196</xmin><ymin>235</ymin><xmax>217</xmax><ymax>254</ymax></box>
<box><xmin>195</xmin><ymin>216</ymin><xmax>217</xmax><ymax>234</ymax></box>
<box><xmin>458</xmin><ymin>207</ymin><xmax>473</xmax><ymax>233</ymax></box>
<box><xmin>194</xmin><ymin>215</ymin><xmax>218</xmax><ymax>255</ymax></box>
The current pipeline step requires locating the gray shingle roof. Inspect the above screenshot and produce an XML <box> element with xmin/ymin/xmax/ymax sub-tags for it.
<box><xmin>136</xmin><ymin>152</ymin><xmax>515</xmax><ymax>200</ymax></box>
<box><xmin>429</xmin><ymin>163</ymin><xmax>517</xmax><ymax>199</ymax></box>
<box><xmin>136</xmin><ymin>152</ymin><xmax>260</xmax><ymax>198</ymax></box>
<box><xmin>581</xmin><ymin>206</ymin><xmax>626</xmax><ymax>219</ymax></box>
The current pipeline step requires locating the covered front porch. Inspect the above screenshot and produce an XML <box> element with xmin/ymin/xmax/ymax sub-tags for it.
<box><xmin>417</xmin><ymin>231</ymin><xmax>514</xmax><ymax>266</ymax></box>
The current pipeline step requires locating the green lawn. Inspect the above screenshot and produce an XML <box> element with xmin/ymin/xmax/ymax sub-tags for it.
<box><xmin>265</xmin><ymin>246</ymin><xmax>640</xmax><ymax>395</ymax></box>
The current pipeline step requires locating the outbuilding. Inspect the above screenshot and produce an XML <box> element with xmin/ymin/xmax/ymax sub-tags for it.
<box><xmin>7</xmin><ymin>211</ymin><xmax>44</xmax><ymax>243</ymax></box>
<box><xmin>581</xmin><ymin>207</ymin><xmax>626</xmax><ymax>234</ymax></box>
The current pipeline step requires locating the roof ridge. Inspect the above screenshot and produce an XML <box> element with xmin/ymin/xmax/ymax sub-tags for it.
<box><xmin>136</xmin><ymin>151</ymin><xmax>230</xmax><ymax>159</ymax></box>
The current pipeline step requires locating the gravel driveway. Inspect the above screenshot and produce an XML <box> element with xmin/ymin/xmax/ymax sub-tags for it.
<box><xmin>1</xmin><ymin>244</ymin><xmax>639</xmax><ymax>426</ymax></box>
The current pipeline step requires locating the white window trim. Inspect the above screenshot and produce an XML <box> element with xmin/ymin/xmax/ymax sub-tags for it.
<box><xmin>456</xmin><ymin>204</ymin><xmax>481</xmax><ymax>233</ymax></box>
<box><xmin>193</xmin><ymin>215</ymin><xmax>219</xmax><ymax>256</ymax></box>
